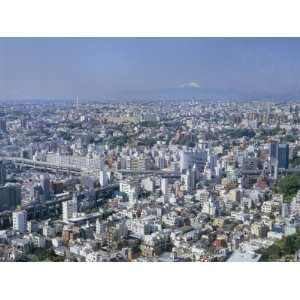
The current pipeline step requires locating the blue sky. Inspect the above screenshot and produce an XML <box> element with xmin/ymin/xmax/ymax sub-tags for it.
<box><xmin>1</xmin><ymin>38</ymin><xmax>300</xmax><ymax>100</ymax></box>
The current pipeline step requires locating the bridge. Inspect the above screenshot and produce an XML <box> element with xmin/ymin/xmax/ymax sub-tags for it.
<box><xmin>1</xmin><ymin>156</ymin><xmax>82</xmax><ymax>175</ymax></box>
<box><xmin>1</xmin><ymin>157</ymin><xmax>181</xmax><ymax>178</ymax></box>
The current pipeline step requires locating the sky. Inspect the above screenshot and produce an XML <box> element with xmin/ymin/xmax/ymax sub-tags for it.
<box><xmin>1</xmin><ymin>38</ymin><xmax>300</xmax><ymax>101</ymax></box>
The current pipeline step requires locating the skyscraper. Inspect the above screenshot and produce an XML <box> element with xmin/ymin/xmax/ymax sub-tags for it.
<box><xmin>161</xmin><ymin>177</ymin><xmax>168</xmax><ymax>195</ymax></box>
<box><xmin>0</xmin><ymin>117</ymin><xmax>7</xmax><ymax>132</ymax></box>
<box><xmin>278</xmin><ymin>144</ymin><xmax>289</xmax><ymax>169</ymax></box>
<box><xmin>269</xmin><ymin>142</ymin><xmax>289</xmax><ymax>170</ymax></box>
<box><xmin>0</xmin><ymin>160</ymin><xmax>6</xmax><ymax>185</ymax></box>
<box><xmin>269</xmin><ymin>141</ymin><xmax>278</xmax><ymax>161</ymax></box>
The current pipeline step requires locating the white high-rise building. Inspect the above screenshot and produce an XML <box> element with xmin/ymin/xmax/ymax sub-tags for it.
<box><xmin>12</xmin><ymin>210</ymin><xmax>27</xmax><ymax>233</ymax></box>
<box><xmin>99</xmin><ymin>170</ymin><xmax>109</xmax><ymax>187</ymax></box>
<box><xmin>62</xmin><ymin>197</ymin><xmax>78</xmax><ymax>222</ymax></box>
<box><xmin>62</xmin><ymin>201</ymin><xmax>73</xmax><ymax>221</ymax></box>
<box><xmin>96</xmin><ymin>218</ymin><xmax>106</xmax><ymax>236</ymax></box>
<box><xmin>161</xmin><ymin>178</ymin><xmax>168</xmax><ymax>195</ymax></box>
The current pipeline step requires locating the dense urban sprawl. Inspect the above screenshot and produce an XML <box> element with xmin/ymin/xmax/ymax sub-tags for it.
<box><xmin>1</xmin><ymin>100</ymin><xmax>300</xmax><ymax>261</ymax></box>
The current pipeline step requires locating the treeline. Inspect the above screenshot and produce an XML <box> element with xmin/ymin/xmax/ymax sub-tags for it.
<box><xmin>257</xmin><ymin>233</ymin><xmax>300</xmax><ymax>261</ymax></box>
<box><xmin>223</xmin><ymin>128</ymin><xmax>256</xmax><ymax>139</ymax></box>
<box><xmin>278</xmin><ymin>174</ymin><xmax>300</xmax><ymax>203</ymax></box>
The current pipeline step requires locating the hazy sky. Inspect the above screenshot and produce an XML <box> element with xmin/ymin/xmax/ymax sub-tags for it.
<box><xmin>1</xmin><ymin>38</ymin><xmax>300</xmax><ymax>100</ymax></box>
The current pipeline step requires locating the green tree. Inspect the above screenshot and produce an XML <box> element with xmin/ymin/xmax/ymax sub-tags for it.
<box><xmin>278</xmin><ymin>174</ymin><xmax>300</xmax><ymax>202</ymax></box>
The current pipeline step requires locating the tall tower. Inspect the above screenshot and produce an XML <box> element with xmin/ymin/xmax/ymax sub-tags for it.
<box><xmin>0</xmin><ymin>160</ymin><xmax>6</xmax><ymax>185</ymax></box>
<box><xmin>161</xmin><ymin>177</ymin><xmax>168</xmax><ymax>195</ymax></box>
<box><xmin>278</xmin><ymin>144</ymin><xmax>289</xmax><ymax>169</ymax></box>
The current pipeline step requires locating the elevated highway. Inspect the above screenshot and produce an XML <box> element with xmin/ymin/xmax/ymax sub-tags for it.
<box><xmin>1</xmin><ymin>156</ymin><xmax>82</xmax><ymax>175</ymax></box>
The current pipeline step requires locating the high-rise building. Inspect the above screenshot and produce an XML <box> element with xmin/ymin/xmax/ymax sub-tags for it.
<box><xmin>62</xmin><ymin>198</ymin><xmax>77</xmax><ymax>222</ymax></box>
<box><xmin>269</xmin><ymin>141</ymin><xmax>278</xmax><ymax>161</ymax></box>
<box><xmin>268</xmin><ymin>142</ymin><xmax>289</xmax><ymax>169</ymax></box>
<box><xmin>278</xmin><ymin>143</ymin><xmax>289</xmax><ymax>169</ymax></box>
<box><xmin>161</xmin><ymin>178</ymin><xmax>168</xmax><ymax>195</ymax></box>
<box><xmin>0</xmin><ymin>183</ymin><xmax>21</xmax><ymax>212</ymax></box>
<box><xmin>99</xmin><ymin>170</ymin><xmax>109</xmax><ymax>187</ymax></box>
<box><xmin>0</xmin><ymin>160</ymin><xmax>6</xmax><ymax>185</ymax></box>
<box><xmin>62</xmin><ymin>201</ymin><xmax>73</xmax><ymax>222</ymax></box>
<box><xmin>0</xmin><ymin>117</ymin><xmax>7</xmax><ymax>132</ymax></box>
<box><xmin>40</xmin><ymin>174</ymin><xmax>51</xmax><ymax>201</ymax></box>
<box><xmin>180</xmin><ymin>150</ymin><xmax>207</xmax><ymax>172</ymax></box>
<box><xmin>96</xmin><ymin>218</ymin><xmax>106</xmax><ymax>236</ymax></box>
<box><xmin>12</xmin><ymin>210</ymin><xmax>27</xmax><ymax>233</ymax></box>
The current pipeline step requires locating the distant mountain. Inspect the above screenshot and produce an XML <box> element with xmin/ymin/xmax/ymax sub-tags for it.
<box><xmin>110</xmin><ymin>87</ymin><xmax>300</xmax><ymax>102</ymax></box>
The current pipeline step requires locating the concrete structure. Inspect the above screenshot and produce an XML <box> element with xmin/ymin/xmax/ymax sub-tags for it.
<box><xmin>12</xmin><ymin>210</ymin><xmax>27</xmax><ymax>233</ymax></box>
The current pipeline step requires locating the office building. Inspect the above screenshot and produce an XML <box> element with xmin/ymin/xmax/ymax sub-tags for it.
<box><xmin>180</xmin><ymin>150</ymin><xmax>207</xmax><ymax>172</ymax></box>
<box><xmin>99</xmin><ymin>170</ymin><xmax>109</xmax><ymax>187</ymax></box>
<box><xmin>0</xmin><ymin>160</ymin><xmax>6</xmax><ymax>185</ymax></box>
<box><xmin>12</xmin><ymin>210</ymin><xmax>27</xmax><ymax>233</ymax></box>
<box><xmin>277</xmin><ymin>144</ymin><xmax>289</xmax><ymax>169</ymax></box>
<box><xmin>0</xmin><ymin>183</ymin><xmax>21</xmax><ymax>212</ymax></box>
<box><xmin>0</xmin><ymin>117</ymin><xmax>7</xmax><ymax>132</ymax></box>
<box><xmin>269</xmin><ymin>142</ymin><xmax>289</xmax><ymax>169</ymax></box>
<box><xmin>161</xmin><ymin>178</ymin><xmax>168</xmax><ymax>195</ymax></box>
<box><xmin>269</xmin><ymin>141</ymin><xmax>278</xmax><ymax>161</ymax></box>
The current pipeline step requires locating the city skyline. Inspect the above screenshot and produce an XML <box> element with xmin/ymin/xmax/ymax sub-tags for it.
<box><xmin>2</xmin><ymin>38</ymin><xmax>300</xmax><ymax>101</ymax></box>
<box><xmin>2</xmin><ymin>37</ymin><xmax>300</xmax><ymax>263</ymax></box>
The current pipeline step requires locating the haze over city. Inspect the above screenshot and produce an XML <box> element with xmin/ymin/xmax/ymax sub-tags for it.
<box><xmin>1</xmin><ymin>38</ymin><xmax>300</xmax><ymax>101</ymax></box>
